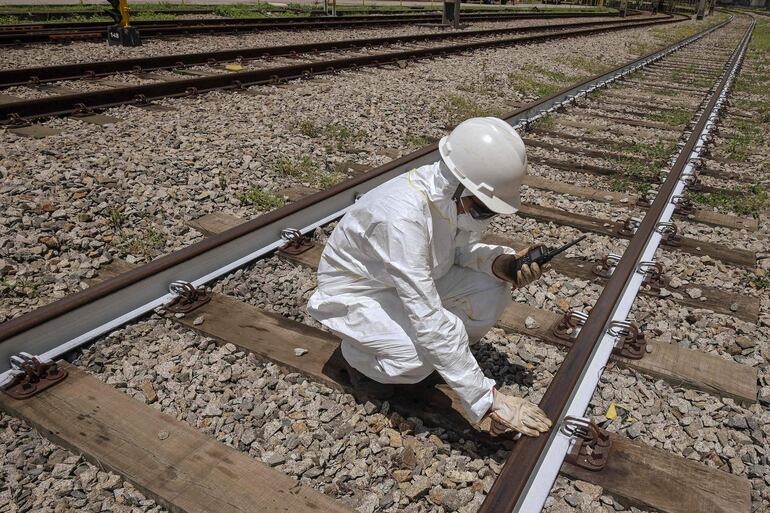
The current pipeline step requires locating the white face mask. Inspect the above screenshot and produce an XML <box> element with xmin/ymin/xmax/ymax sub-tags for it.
<box><xmin>457</xmin><ymin>213</ymin><xmax>492</xmax><ymax>233</ymax></box>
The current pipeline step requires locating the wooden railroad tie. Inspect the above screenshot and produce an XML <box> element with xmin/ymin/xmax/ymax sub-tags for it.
<box><xmin>0</xmin><ymin>362</ymin><xmax>356</xmax><ymax>513</ymax></box>
<box><xmin>86</xmin><ymin>249</ymin><xmax>752</xmax><ymax>513</ymax></box>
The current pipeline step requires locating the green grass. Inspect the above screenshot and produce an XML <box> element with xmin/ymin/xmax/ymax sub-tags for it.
<box><xmin>276</xmin><ymin>156</ymin><xmax>317</xmax><ymax>177</ymax></box>
<box><xmin>531</xmin><ymin>115</ymin><xmax>556</xmax><ymax>130</ymax></box>
<box><xmin>509</xmin><ymin>64</ymin><xmax>586</xmax><ymax>98</ymax></box>
<box><xmin>273</xmin><ymin>155</ymin><xmax>348</xmax><ymax>189</ymax></box>
<box><xmin>115</xmin><ymin>226</ymin><xmax>168</xmax><ymax>258</ymax></box>
<box><xmin>402</xmin><ymin>133</ymin><xmax>431</xmax><ymax>148</ymax></box>
<box><xmin>439</xmin><ymin>94</ymin><xmax>497</xmax><ymax>126</ymax></box>
<box><xmin>317</xmin><ymin>170</ymin><xmax>347</xmax><ymax>189</ymax></box>
<box><xmin>238</xmin><ymin>187</ymin><xmax>285</xmax><ymax>210</ymax></box>
<box><xmin>649</xmin><ymin>107</ymin><xmax>692</xmax><ymax>127</ymax></box>
<box><xmin>734</xmin><ymin>98</ymin><xmax>770</xmax><ymax>124</ymax></box>
<box><xmin>722</xmin><ymin>120</ymin><xmax>765</xmax><ymax>161</ymax></box>
<box><xmin>1</xmin><ymin>276</ymin><xmax>40</xmax><ymax>298</ymax></box>
<box><xmin>607</xmin><ymin>141</ymin><xmax>676</xmax><ymax>162</ymax></box>
<box><xmin>566</xmin><ymin>56</ymin><xmax>611</xmax><ymax>76</ymax></box>
<box><xmin>296</xmin><ymin>121</ymin><xmax>367</xmax><ymax>148</ymax></box>
<box><xmin>107</xmin><ymin>208</ymin><xmax>125</xmax><ymax>233</ymax></box>
<box><xmin>608</xmin><ymin>157</ymin><xmax>663</xmax><ymax>193</ymax></box>
<box><xmin>606</xmin><ymin>142</ymin><xmax>674</xmax><ymax>189</ymax></box>
<box><xmin>690</xmin><ymin>184</ymin><xmax>769</xmax><ymax>216</ymax></box>
<box><xmin>750</xmin><ymin>272</ymin><xmax>770</xmax><ymax>290</ymax></box>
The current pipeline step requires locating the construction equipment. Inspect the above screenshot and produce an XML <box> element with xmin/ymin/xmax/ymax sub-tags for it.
<box><xmin>106</xmin><ymin>0</ymin><xmax>141</xmax><ymax>46</ymax></box>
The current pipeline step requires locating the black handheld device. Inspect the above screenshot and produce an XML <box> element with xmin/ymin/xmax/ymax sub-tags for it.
<box><xmin>510</xmin><ymin>235</ymin><xmax>587</xmax><ymax>275</ymax></box>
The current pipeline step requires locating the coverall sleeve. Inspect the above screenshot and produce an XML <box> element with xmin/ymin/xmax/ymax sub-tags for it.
<box><xmin>455</xmin><ymin>233</ymin><xmax>516</xmax><ymax>277</ymax></box>
<box><xmin>368</xmin><ymin>219</ymin><xmax>495</xmax><ymax>424</ymax></box>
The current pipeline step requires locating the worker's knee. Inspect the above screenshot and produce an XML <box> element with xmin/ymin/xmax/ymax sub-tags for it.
<box><xmin>445</xmin><ymin>273</ymin><xmax>511</xmax><ymax>342</ymax></box>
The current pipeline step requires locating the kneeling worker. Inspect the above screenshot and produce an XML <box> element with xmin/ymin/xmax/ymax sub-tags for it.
<box><xmin>308</xmin><ymin>117</ymin><xmax>552</xmax><ymax>438</ymax></box>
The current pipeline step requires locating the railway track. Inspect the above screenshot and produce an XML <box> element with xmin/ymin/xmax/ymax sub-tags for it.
<box><xmin>1</xmin><ymin>13</ymin><xmax>767</xmax><ymax>513</ymax></box>
<box><xmin>0</xmin><ymin>5</ymin><xmax>539</xmax><ymax>21</ymax></box>
<box><xmin>0</xmin><ymin>14</ymin><xmax>681</xmax><ymax>124</ymax></box>
<box><xmin>0</xmin><ymin>9</ymin><xmax>627</xmax><ymax>45</ymax></box>
<box><xmin>0</xmin><ymin>15</ymin><xmax>675</xmax><ymax>89</ymax></box>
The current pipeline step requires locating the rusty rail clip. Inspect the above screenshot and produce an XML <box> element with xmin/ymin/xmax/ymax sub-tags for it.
<box><xmin>607</xmin><ymin>320</ymin><xmax>647</xmax><ymax>360</ymax></box>
<box><xmin>682</xmin><ymin>171</ymin><xmax>702</xmax><ymax>191</ymax></box>
<box><xmin>552</xmin><ymin>310</ymin><xmax>589</xmax><ymax>343</ymax></box>
<box><xmin>656</xmin><ymin>222</ymin><xmax>682</xmax><ymax>247</ymax></box>
<box><xmin>616</xmin><ymin>217</ymin><xmax>641</xmax><ymax>237</ymax></box>
<box><xmin>2</xmin><ymin>354</ymin><xmax>67</xmax><ymax>400</ymax></box>
<box><xmin>561</xmin><ymin>416</ymin><xmax>612</xmax><ymax>471</ymax></box>
<box><xmin>636</xmin><ymin>190</ymin><xmax>655</xmax><ymax>208</ymax></box>
<box><xmin>165</xmin><ymin>281</ymin><xmax>211</xmax><ymax>313</ymax></box>
<box><xmin>592</xmin><ymin>254</ymin><xmax>622</xmax><ymax>279</ymax></box>
<box><xmin>278</xmin><ymin>228</ymin><xmax>315</xmax><ymax>256</ymax></box>
<box><xmin>637</xmin><ymin>261</ymin><xmax>668</xmax><ymax>296</ymax></box>
<box><xmin>672</xmin><ymin>195</ymin><xmax>695</xmax><ymax>216</ymax></box>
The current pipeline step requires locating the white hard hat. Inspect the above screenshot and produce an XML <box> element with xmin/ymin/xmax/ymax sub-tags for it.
<box><xmin>439</xmin><ymin>117</ymin><xmax>527</xmax><ymax>214</ymax></box>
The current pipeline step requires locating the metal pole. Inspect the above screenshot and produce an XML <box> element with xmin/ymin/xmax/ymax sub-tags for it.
<box><xmin>696</xmin><ymin>0</ymin><xmax>705</xmax><ymax>19</ymax></box>
<box><xmin>454</xmin><ymin>0</ymin><xmax>460</xmax><ymax>28</ymax></box>
<box><xmin>620</xmin><ymin>0</ymin><xmax>628</xmax><ymax>17</ymax></box>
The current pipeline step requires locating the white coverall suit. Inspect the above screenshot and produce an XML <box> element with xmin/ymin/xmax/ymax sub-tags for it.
<box><xmin>307</xmin><ymin>162</ymin><xmax>516</xmax><ymax>423</ymax></box>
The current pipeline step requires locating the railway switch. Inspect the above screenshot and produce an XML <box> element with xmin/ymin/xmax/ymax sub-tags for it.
<box><xmin>106</xmin><ymin>0</ymin><xmax>141</xmax><ymax>47</ymax></box>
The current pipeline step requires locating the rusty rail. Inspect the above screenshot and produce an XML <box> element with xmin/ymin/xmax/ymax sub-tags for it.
<box><xmin>0</xmin><ymin>15</ymin><xmax>667</xmax><ymax>88</ymax></box>
<box><xmin>0</xmin><ymin>15</ymin><xmax>682</xmax><ymax>123</ymax></box>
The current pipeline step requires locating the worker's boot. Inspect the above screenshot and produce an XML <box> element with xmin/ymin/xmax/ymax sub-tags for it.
<box><xmin>342</xmin><ymin>358</ymin><xmax>395</xmax><ymax>400</ymax></box>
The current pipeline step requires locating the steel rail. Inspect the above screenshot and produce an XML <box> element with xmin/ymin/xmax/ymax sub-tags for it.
<box><xmin>477</xmin><ymin>18</ymin><xmax>754</xmax><ymax>513</ymax></box>
<box><xmin>0</xmin><ymin>17</ymin><xmax>731</xmax><ymax>384</ymax></box>
<box><xmin>0</xmin><ymin>15</ymin><xmax>669</xmax><ymax>89</ymax></box>
<box><xmin>0</xmin><ymin>7</ymin><xmax>578</xmax><ymax>20</ymax></box>
<box><xmin>0</xmin><ymin>11</ymin><xmax>627</xmax><ymax>45</ymax></box>
<box><xmin>0</xmin><ymin>15</ymin><xmax>683</xmax><ymax>124</ymax></box>
<box><xmin>0</xmin><ymin>10</ymin><xmax>622</xmax><ymax>30</ymax></box>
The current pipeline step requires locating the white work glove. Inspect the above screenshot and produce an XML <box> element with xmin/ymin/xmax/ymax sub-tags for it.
<box><xmin>482</xmin><ymin>389</ymin><xmax>552</xmax><ymax>437</ymax></box>
<box><xmin>492</xmin><ymin>247</ymin><xmax>552</xmax><ymax>289</ymax></box>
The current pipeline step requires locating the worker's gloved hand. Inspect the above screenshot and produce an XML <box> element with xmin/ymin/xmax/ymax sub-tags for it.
<box><xmin>483</xmin><ymin>389</ymin><xmax>552</xmax><ymax>437</ymax></box>
<box><xmin>492</xmin><ymin>248</ymin><xmax>551</xmax><ymax>288</ymax></box>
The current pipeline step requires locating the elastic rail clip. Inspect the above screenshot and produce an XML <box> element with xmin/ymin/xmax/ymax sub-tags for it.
<box><xmin>592</xmin><ymin>254</ymin><xmax>622</xmax><ymax>279</ymax></box>
<box><xmin>637</xmin><ymin>261</ymin><xmax>668</xmax><ymax>296</ymax></box>
<box><xmin>561</xmin><ymin>416</ymin><xmax>611</xmax><ymax>471</ymax></box>
<box><xmin>2</xmin><ymin>354</ymin><xmax>67</xmax><ymax>400</ymax></box>
<box><xmin>278</xmin><ymin>228</ymin><xmax>315</xmax><ymax>257</ymax></box>
<box><xmin>656</xmin><ymin>222</ymin><xmax>682</xmax><ymax>247</ymax></box>
<box><xmin>552</xmin><ymin>310</ymin><xmax>589</xmax><ymax>343</ymax></box>
<box><xmin>165</xmin><ymin>281</ymin><xmax>211</xmax><ymax>314</ymax></box>
<box><xmin>636</xmin><ymin>190</ymin><xmax>656</xmax><ymax>208</ymax></box>
<box><xmin>607</xmin><ymin>320</ymin><xmax>647</xmax><ymax>360</ymax></box>
<box><xmin>672</xmin><ymin>195</ymin><xmax>695</xmax><ymax>216</ymax></box>
<box><xmin>617</xmin><ymin>217</ymin><xmax>641</xmax><ymax>237</ymax></box>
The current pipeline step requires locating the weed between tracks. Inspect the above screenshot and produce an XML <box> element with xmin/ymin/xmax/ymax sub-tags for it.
<box><xmin>402</xmin><ymin>133</ymin><xmax>432</xmax><ymax>148</ymax></box>
<box><xmin>114</xmin><ymin>226</ymin><xmax>168</xmax><ymax>259</ymax></box>
<box><xmin>0</xmin><ymin>276</ymin><xmax>40</xmax><ymax>298</ymax></box>
<box><xmin>508</xmin><ymin>64</ymin><xmax>587</xmax><ymax>99</ymax></box>
<box><xmin>690</xmin><ymin>184</ymin><xmax>769</xmax><ymax>216</ymax></box>
<box><xmin>721</xmin><ymin>120</ymin><xmax>766</xmax><ymax>161</ymax></box>
<box><xmin>274</xmin><ymin>155</ymin><xmax>346</xmax><ymax>190</ymax></box>
<box><xmin>436</xmin><ymin>94</ymin><xmax>498</xmax><ymax>126</ymax></box>
<box><xmin>239</xmin><ymin>188</ymin><xmax>286</xmax><ymax>210</ymax></box>
<box><xmin>649</xmin><ymin>107</ymin><xmax>692</xmax><ymax>127</ymax></box>
<box><xmin>297</xmin><ymin>121</ymin><xmax>368</xmax><ymax>150</ymax></box>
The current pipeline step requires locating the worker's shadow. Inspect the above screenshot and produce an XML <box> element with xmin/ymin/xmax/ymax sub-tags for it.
<box><xmin>470</xmin><ymin>340</ymin><xmax>536</xmax><ymax>388</ymax></box>
<box><xmin>326</xmin><ymin>346</ymin><xmax>527</xmax><ymax>459</ymax></box>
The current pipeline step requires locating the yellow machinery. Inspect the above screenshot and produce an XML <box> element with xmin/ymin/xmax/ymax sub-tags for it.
<box><xmin>106</xmin><ymin>0</ymin><xmax>141</xmax><ymax>46</ymax></box>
